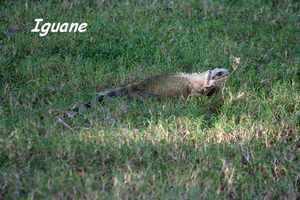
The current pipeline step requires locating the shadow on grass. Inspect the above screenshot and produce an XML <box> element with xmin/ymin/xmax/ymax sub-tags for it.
<box><xmin>61</xmin><ymin>93</ymin><xmax>225</xmax><ymax>132</ymax></box>
<box><xmin>1</xmin><ymin>124</ymin><xmax>298</xmax><ymax>199</ymax></box>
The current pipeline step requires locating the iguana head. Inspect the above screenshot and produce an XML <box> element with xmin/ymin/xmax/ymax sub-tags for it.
<box><xmin>188</xmin><ymin>67</ymin><xmax>229</xmax><ymax>96</ymax></box>
<box><xmin>207</xmin><ymin>67</ymin><xmax>229</xmax><ymax>86</ymax></box>
<box><xmin>204</xmin><ymin>67</ymin><xmax>229</xmax><ymax>95</ymax></box>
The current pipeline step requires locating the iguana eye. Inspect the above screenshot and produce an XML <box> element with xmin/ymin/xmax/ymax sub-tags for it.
<box><xmin>215</xmin><ymin>71</ymin><xmax>223</xmax><ymax>76</ymax></box>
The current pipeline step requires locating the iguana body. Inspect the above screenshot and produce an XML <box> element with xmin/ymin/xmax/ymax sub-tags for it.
<box><xmin>62</xmin><ymin>67</ymin><xmax>229</xmax><ymax>118</ymax></box>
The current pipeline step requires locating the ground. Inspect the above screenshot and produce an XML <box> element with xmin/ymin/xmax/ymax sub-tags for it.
<box><xmin>0</xmin><ymin>0</ymin><xmax>299</xmax><ymax>199</ymax></box>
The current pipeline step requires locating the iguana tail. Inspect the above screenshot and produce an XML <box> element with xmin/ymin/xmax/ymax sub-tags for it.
<box><xmin>56</xmin><ymin>86</ymin><xmax>131</xmax><ymax>128</ymax></box>
<box><xmin>75</xmin><ymin>86</ymin><xmax>129</xmax><ymax>112</ymax></box>
<box><xmin>59</xmin><ymin>86</ymin><xmax>130</xmax><ymax>120</ymax></box>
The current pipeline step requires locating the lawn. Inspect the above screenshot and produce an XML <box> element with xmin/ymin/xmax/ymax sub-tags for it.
<box><xmin>0</xmin><ymin>0</ymin><xmax>299</xmax><ymax>199</ymax></box>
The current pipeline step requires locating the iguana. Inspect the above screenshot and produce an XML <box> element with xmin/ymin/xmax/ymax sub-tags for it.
<box><xmin>60</xmin><ymin>67</ymin><xmax>229</xmax><ymax>120</ymax></box>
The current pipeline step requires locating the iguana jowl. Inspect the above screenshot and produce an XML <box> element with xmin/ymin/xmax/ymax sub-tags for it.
<box><xmin>64</xmin><ymin>67</ymin><xmax>229</xmax><ymax>118</ymax></box>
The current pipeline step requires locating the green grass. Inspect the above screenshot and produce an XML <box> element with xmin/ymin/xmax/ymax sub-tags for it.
<box><xmin>1</xmin><ymin>0</ymin><xmax>299</xmax><ymax>199</ymax></box>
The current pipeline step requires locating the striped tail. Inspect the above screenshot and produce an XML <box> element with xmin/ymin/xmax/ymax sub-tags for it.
<box><xmin>95</xmin><ymin>86</ymin><xmax>129</xmax><ymax>103</ymax></box>
<box><xmin>56</xmin><ymin>86</ymin><xmax>130</xmax><ymax>128</ymax></box>
<box><xmin>60</xmin><ymin>86</ymin><xmax>129</xmax><ymax>120</ymax></box>
<box><xmin>73</xmin><ymin>87</ymin><xmax>129</xmax><ymax>113</ymax></box>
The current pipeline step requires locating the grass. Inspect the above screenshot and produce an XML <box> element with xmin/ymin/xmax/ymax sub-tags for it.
<box><xmin>0</xmin><ymin>0</ymin><xmax>299</xmax><ymax>199</ymax></box>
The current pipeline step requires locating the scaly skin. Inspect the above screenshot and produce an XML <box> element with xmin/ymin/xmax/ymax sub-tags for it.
<box><xmin>128</xmin><ymin>74</ymin><xmax>193</xmax><ymax>98</ymax></box>
<box><xmin>127</xmin><ymin>68</ymin><xmax>229</xmax><ymax>98</ymax></box>
<box><xmin>60</xmin><ymin>67</ymin><xmax>229</xmax><ymax>120</ymax></box>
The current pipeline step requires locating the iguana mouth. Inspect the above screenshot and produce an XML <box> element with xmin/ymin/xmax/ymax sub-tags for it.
<box><xmin>211</xmin><ymin>71</ymin><xmax>229</xmax><ymax>88</ymax></box>
<box><xmin>214</xmin><ymin>72</ymin><xmax>229</xmax><ymax>82</ymax></box>
<box><xmin>216</xmin><ymin>74</ymin><xmax>229</xmax><ymax>81</ymax></box>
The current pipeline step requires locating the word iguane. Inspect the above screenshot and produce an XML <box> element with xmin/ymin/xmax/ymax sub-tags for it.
<box><xmin>31</xmin><ymin>18</ymin><xmax>88</xmax><ymax>37</ymax></box>
<box><xmin>61</xmin><ymin>67</ymin><xmax>229</xmax><ymax>120</ymax></box>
